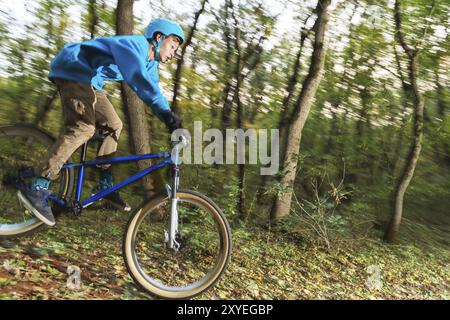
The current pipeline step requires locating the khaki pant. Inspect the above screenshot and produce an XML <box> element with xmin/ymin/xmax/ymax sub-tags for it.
<box><xmin>41</xmin><ymin>79</ymin><xmax>123</xmax><ymax>180</ymax></box>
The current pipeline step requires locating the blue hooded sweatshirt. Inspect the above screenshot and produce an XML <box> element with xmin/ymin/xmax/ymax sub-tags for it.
<box><xmin>49</xmin><ymin>35</ymin><xmax>170</xmax><ymax>120</ymax></box>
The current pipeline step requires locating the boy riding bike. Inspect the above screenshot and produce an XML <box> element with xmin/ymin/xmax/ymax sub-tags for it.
<box><xmin>17</xmin><ymin>18</ymin><xmax>184</xmax><ymax>227</ymax></box>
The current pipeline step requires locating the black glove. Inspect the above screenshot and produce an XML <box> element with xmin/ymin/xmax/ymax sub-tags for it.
<box><xmin>160</xmin><ymin>111</ymin><xmax>182</xmax><ymax>133</ymax></box>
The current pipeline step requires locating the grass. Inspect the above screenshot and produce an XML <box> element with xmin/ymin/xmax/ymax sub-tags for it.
<box><xmin>0</xmin><ymin>195</ymin><xmax>448</xmax><ymax>300</ymax></box>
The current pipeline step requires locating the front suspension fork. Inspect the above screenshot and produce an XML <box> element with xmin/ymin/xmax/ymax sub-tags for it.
<box><xmin>166</xmin><ymin>161</ymin><xmax>181</xmax><ymax>251</ymax></box>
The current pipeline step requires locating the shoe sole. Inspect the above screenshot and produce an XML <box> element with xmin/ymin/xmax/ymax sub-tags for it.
<box><xmin>17</xmin><ymin>190</ymin><xmax>56</xmax><ymax>227</ymax></box>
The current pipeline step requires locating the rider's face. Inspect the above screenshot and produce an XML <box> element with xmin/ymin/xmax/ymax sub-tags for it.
<box><xmin>158</xmin><ymin>35</ymin><xmax>181</xmax><ymax>64</ymax></box>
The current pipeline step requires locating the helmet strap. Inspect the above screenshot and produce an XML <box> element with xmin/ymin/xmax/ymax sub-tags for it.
<box><xmin>150</xmin><ymin>35</ymin><xmax>166</xmax><ymax>62</ymax></box>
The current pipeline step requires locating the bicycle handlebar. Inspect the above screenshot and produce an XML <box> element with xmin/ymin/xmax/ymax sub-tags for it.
<box><xmin>170</xmin><ymin>134</ymin><xmax>189</xmax><ymax>166</ymax></box>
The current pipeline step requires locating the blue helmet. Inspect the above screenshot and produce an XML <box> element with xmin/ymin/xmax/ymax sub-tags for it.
<box><xmin>144</xmin><ymin>18</ymin><xmax>185</xmax><ymax>44</ymax></box>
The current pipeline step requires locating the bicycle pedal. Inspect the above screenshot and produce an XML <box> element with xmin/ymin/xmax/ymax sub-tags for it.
<box><xmin>65</xmin><ymin>200</ymin><xmax>83</xmax><ymax>217</ymax></box>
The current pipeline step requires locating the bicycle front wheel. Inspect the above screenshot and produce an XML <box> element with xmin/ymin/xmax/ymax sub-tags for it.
<box><xmin>0</xmin><ymin>124</ymin><xmax>74</xmax><ymax>239</ymax></box>
<box><xmin>123</xmin><ymin>190</ymin><xmax>232</xmax><ymax>299</ymax></box>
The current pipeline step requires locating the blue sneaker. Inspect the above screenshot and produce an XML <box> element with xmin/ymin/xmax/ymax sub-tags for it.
<box><xmin>17</xmin><ymin>177</ymin><xmax>55</xmax><ymax>226</ymax></box>
<box><xmin>91</xmin><ymin>169</ymin><xmax>131</xmax><ymax>212</ymax></box>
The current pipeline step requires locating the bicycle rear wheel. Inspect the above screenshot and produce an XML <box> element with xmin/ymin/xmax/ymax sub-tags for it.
<box><xmin>0</xmin><ymin>124</ymin><xmax>74</xmax><ymax>239</ymax></box>
<box><xmin>123</xmin><ymin>190</ymin><xmax>232</xmax><ymax>299</ymax></box>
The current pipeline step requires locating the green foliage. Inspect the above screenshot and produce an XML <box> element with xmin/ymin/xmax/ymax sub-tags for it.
<box><xmin>0</xmin><ymin>0</ymin><xmax>448</xmax><ymax>299</ymax></box>
<box><xmin>1</xmin><ymin>211</ymin><xmax>448</xmax><ymax>299</ymax></box>
<box><xmin>264</xmin><ymin>181</ymin><xmax>292</xmax><ymax>199</ymax></box>
<box><xmin>223</xmin><ymin>178</ymin><xmax>241</xmax><ymax>219</ymax></box>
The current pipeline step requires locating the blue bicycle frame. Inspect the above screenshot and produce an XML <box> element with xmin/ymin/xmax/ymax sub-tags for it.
<box><xmin>49</xmin><ymin>141</ymin><xmax>175</xmax><ymax>209</ymax></box>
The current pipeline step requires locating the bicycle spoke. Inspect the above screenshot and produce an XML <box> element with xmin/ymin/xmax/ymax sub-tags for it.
<box><xmin>125</xmin><ymin>191</ymin><xmax>231</xmax><ymax>298</ymax></box>
<box><xmin>0</xmin><ymin>126</ymin><xmax>72</xmax><ymax>238</ymax></box>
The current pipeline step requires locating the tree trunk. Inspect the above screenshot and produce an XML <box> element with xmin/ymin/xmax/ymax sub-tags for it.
<box><xmin>270</xmin><ymin>0</ymin><xmax>330</xmax><ymax>221</ymax></box>
<box><xmin>278</xmin><ymin>14</ymin><xmax>314</xmax><ymax>152</ymax></box>
<box><xmin>354</xmin><ymin>86</ymin><xmax>372</xmax><ymax>181</ymax></box>
<box><xmin>172</xmin><ymin>0</ymin><xmax>208</xmax><ymax>113</ymax></box>
<box><xmin>256</xmin><ymin>14</ymin><xmax>313</xmax><ymax>203</ymax></box>
<box><xmin>229</xmin><ymin>2</ymin><xmax>269</xmax><ymax>219</ymax></box>
<box><xmin>34</xmin><ymin>89</ymin><xmax>58</xmax><ymax>126</ymax></box>
<box><xmin>435</xmin><ymin>70</ymin><xmax>446</xmax><ymax>117</ymax></box>
<box><xmin>116</xmin><ymin>0</ymin><xmax>156</xmax><ymax>197</ymax></box>
<box><xmin>385</xmin><ymin>55</ymin><xmax>424</xmax><ymax>242</ymax></box>
<box><xmin>221</xmin><ymin>0</ymin><xmax>236</xmax><ymax>132</ymax></box>
<box><xmin>384</xmin><ymin>0</ymin><xmax>425</xmax><ymax>243</ymax></box>
<box><xmin>230</xmin><ymin>4</ymin><xmax>246</xmax><ymax>219</ymax></box>
<box><xmin>434</xmin><ymin>68</ymin><xmax>450</xmax><ymax>164</ymax></box>
<box><xmin>391</xmin><ymin>113</ymin><xmax>409</xmax><ymax>175</ymax></box>
<box><xmin>88</xmin><ymin>0</ymin><xmax>99</xmax><ymax>39</ymax></box>
<box><xmin>236</xmin><ymin>90</ymin><xmax>246</xmax><ymax>219</ymax></box>
<box><xmin>390</xmin><ymin>44</ymin><xmax>412</xmax><ymax>176</ymax></box>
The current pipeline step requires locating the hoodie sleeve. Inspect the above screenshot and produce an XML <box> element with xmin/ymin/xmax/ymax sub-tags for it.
<box><xmin>108</xmin><ymin>37</ymin><xmax>170</xmax><ymax>121</ymax></box>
